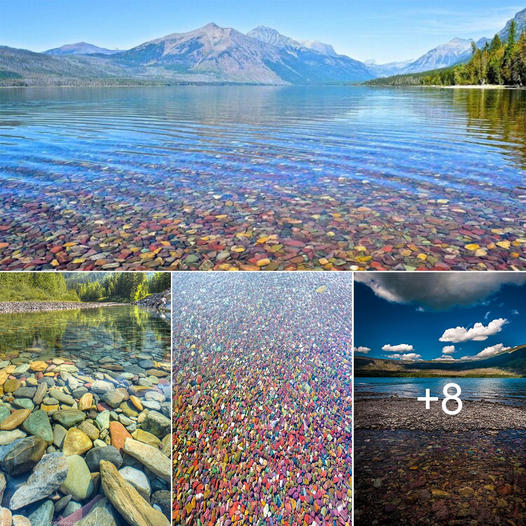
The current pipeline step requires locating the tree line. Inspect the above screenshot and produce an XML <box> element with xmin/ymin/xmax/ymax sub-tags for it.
<box><xmin>0</xmin><ymin>273</ymin><xmax>78</xmax><ymax>301</ymax></box>
<box><xmin>423</xmin><ymin>21</ymin><xmax>526</xmax><ymax>86</ymax></box>
<box><xmin>75</xmin><ymin>272</ymin><xmax>170</xmax><ymax>302</ymax></box>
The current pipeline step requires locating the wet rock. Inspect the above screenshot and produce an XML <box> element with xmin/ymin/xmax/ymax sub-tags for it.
<box><xmin>63</xmin><ymin>428</ymin><xmax>92</xmax><ymax>456</ymax></box>
<box><xmin>10</xmin><ymin>452</ymin><xmax>68</xmax><ymax>509</ymax></box>
<box><xmin>75</xmin><ymin>497</ymin><xmax>118</xmax><ymax>526</ymax></box>
<box><xmin>60</xmin><ymin>455</ymin><xmax>94</xmax><ymax>501</ymax></box>
<box><xmin>123</xmin><ymin>438</ymin><xmax>170</xmax><ymax>483</ymax></box>
<box><xmin>141</xmin><ymin>411</ymin><xmax>170</xmax><ymax>438</ymax></box>
<box><xmin>109</xmin><ymin>422</ymin><xmax>131</xmax><ymax>452</ymax></box>
<box><xmin>53</xmin><ymin>409</ymin><xmax>85</xmax><ymax>428</ymax></box>
<box><xmin>21</xmin><ymin>410</ymin><xmax>53</xmax><ymax>444</ymax></box>
<box><xmin>0</xmin><ymin>430</ymin><xmax>26</xmax><ymax>446</ymax></box>
<box><xmin>2</xmin><ymin>436</ymin><xmax>47</xmax><ymax>476</ymax></box>
<box><xmin>32</xmin><ymin>383</ymin><xmax>47</xmax><ymax>405</ymax></box>
<box><xmin>99</xmin><ymin>460</ymin><xmax>169</xmax><ymax>526</ymax></box>
<box><xmin>85</xmin><ymin>446</ymin><xmax>122</xmax><ymax>471</ymax></box>
<box><xmin>27</xmin><ymin>500</ymin><xmax>54</xmax><ymax>526</ymax></box>
<box><xmin>119</xmin><ymin>466</ymin><xmax>151</xmax><ymax>500</ymax></box>
<box><xmin>0</xmin><ymin>409</ymin><xmax>31</xmax><ymax>431</ymax></box>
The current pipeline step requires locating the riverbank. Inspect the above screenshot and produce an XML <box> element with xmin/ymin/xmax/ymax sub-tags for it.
<box><xmin>355</xmin><ymin>396</ymin><xmax>526</xmax><ymax>431</ymax></box>
<box><xmin>0</xmin><ymin>302</ymin><xmax>125</xmax><ymax>314</ymax></box>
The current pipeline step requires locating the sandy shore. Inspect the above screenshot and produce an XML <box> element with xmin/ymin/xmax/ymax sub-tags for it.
<box><xmin>0</xmin><ymin>302</ymin><xmax>125</xmax><ymax>314</ymax></box>
<box><xmin>355</xmin><ymin>396</ymin><xmax>526</xmax><ymax>431</ymax></box>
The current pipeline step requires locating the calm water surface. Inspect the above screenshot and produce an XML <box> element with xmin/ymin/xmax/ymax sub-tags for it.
<box><xmin>0</xmin><ymin>86</ymin><xmax>524</xmax><ymax>270</ymax></box>
<box><xmin>356</xmin><ymin>376</ymin><xmax>526</xmax><ymax>405</ymax></box>
<box><xmin>0</xmin><ymin>306</ymin><xmax>171</xmax><ymax>377</ymax></box>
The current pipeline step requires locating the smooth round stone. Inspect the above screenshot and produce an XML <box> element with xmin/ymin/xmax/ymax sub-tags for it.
<box><xmin>0</xmin><ymin>430</ymin><xmax>26</xmax><ymax>446</ymax></box>
<box><xmin>91</xmin><ymin>381</ymin><xmax>114</xmax><ymax>394</ymax></box>
<box><xmin>38</xmin><ymin>378</ymin><xmax>55</xmax><ymax>387</ymax></box>
<box><xmin>4</xmin><ymin>379</ymin><xmax>21</xmax><ymax>393</ymax></box>
<box><xmin>33</xmin><ymin>383</ymin><xmax>47</xmax><ymax>405</ymax></box>
<box><xmin>12</xmin><ymin>399</ymin><xmax>34</xmax><ymax>411</ymax></box>
<box><xmin>53</xmin><ymin>409</ymin><xmax>86</xmax><ymax>428</ymax></box>
<box><xmin>119</xmin><ymin>466</ymin><xmax>151</xmax><ymax>500</ymax></box>
<box><xmin>85</xmin><ymin>446</ymin><xmax>123</xmax><ymax>471</ymax></box>
<box><xmin>119</xmin><ymin>402</ymin><xmax>138</xmax><ymax>418</ymax></box>
<box><xmin>129</xmin><ymin>395</ymin><xmax>143</xmax><ymax>411</ymax></box>
<box><xmin>118</xmin><ymin>415</ymin><xmax>133</xmax><ymax>426</ymax></box>
<box><xmin>29</xmin><ymin>361</ymin><xmax>48</xmax><ymax>372</ymax></box>
<box><xmin>12</xmin><ymin>514</ymin><xmax>31</xmax><ymax>526</ymax></box>
<box><xmin>144</xmin><ymin>391</ymin><xmax>164</xmax><ymax>403</ymax></box>
<box><xmin>13</xmin><ymin>386</ymin><xmax>36</xmax><ymax>398</ymax></box>
<box><xmin>63</xmin><ymin>428</ymin><xmax>93</xmax><ymax>456</ymax></box>
<box><xmin>2</xmin><ymin>436</ymin><xmax>47</xmax><ymax>476</ymax></box>
<box><xmin>60</xmin><ymin>455</ymin><xmax>94</xmax><ymax>501</ymax></box>
<box><xmin>13</xmin><ymin>364</ymin><xmax>29</xmax><ymax>375</ymax></box>
<box><xmin>0</xmin><ymin>409</ymin><xmax>31</xmax><ymax>431</ymax></box>
<box><xmin>102</xmin><ymin>391</ymin><xmax>126</xmax><ymax>408</ymax></box>
<box><xmin>78</xmin><ymin>393</ymin><xmax>93</xmax><ymax>411</ymax></box>
<box><xmin>27</xmin><ymin>500</ymin><xmax>54</xmax><ymax>526</ymax></box>
<box><xmin>26</xmin><ymin>377</ymin><xmax>38</xmax><ymax>387</ymax></box>
<box><xmin>49</xmin><ymin>388</ymin><xmax>75</xmax><ymax>406</ymax></box>
<box><xmin>142</xmin><ymin>400</ymin><xmax>161</xmax><ymax>411</ymax></box>
<box><xmin>109</xmin><ymin>422</ymin><xmax>131</xmax><ymax>452</ymax></box>
<box><xmin>54</xmin><ymin>364</ymin><xmax>79</xmax><ymax>374</ymax></box>
<box><xmin>42</xmin><ymin>397</ymin><xmax>58</xmax><ymax>405</ymax></box>
<box><xmin>138</xmin><ymin>360</ymin><xmax>155</xmax><ymax>369</ymax></box>
<box><xmin>93</xmin><ymin>439</ymin><xmax>107</xmax><ymax>448</ymax></box>
<box><xmin>22</xmin><ymin>410</ymin><xmax>53</xmax><ymax>444</ymax></box>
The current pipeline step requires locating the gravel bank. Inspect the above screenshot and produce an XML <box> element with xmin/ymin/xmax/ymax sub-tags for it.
<box><xmin>0</xmin><ymin>302</ymin><xmax>125</xmax><ymax>314</ymax></box>
<box><xmin>355</xmin><ymin>396</ymin><xmax>526</xmax><ymax>431</ymax></box>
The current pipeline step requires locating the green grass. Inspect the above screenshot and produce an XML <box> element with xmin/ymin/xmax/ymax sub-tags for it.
<box><xmin>0</xmin><ymin>285</ymin><xmax>79</xmax><ymax>302</ymax></box>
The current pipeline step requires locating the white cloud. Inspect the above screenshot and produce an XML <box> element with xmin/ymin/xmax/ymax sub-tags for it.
<box><xmin>382</xmin><ymin>343</ymin><xmax>414</xmax><ymax>353</ymax></box>
<box><xmin>439</xmin><ymin>318</ymin><xmax>507</xmax><ymax>343</ymax></box>
<box><xmin>355</xmin><ymin>273</ymin><xmax>526</xmax><ymax>311</ymax></box>
<box><xmin>512</xmin><ymin>309</ymin><xmax>520</xmax><ymax>316</ymax></box>
<box><xmin>474</xmin><ymin>343</ymin><xmax>510</xmax><ymax>359</ymax></box>
<box><xmin>390</xmin><ymin>353</ymin><xmax>422</xmax><ymax>361</ymax></box>
<box><xmin>355</xmin><ymin>346</ymin><xmax>371</xmax><ymax>354</ymax></box>
<box><xmin>442</xmin><ymin>345</ymin><xmax>455</xmax><ymax>354</ymax></box>
<box><xmin>432</xmin><ymin>355</ymin><xmax>456</xmax><ymax>361</ymax></box>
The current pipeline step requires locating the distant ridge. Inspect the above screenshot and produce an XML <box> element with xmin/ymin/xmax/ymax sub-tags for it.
<box><xmin>45</xmin><ymin>42</ymin><xmax>120</xmax><ymax>56</ymax></box>
<box><xmin>355</xmin><ymin>344</ymin><xmax>526</xmax><ymax>377</ymax></box>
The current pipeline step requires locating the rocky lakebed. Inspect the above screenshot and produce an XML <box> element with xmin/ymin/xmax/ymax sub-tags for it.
<box><xmin>0</xmin><ymin>304</ymin><xmax>172</xmax><ymax>525</ymax></box>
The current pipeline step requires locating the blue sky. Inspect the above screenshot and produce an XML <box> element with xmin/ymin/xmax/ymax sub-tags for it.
<box><xmin>354</xmin><ymin>273</ymin><xmax>526</xmax><ymax>362</ymax></box>
<box><xmin>0</xmin><ymin>0</ymin><xmax>523</xmax><ymax>62</ymax></box>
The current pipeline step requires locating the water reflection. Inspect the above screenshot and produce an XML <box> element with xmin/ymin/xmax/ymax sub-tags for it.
<box><xmin>0</xmin><ymin>306</ymin><xmax>170</xmax><ymax>362</ymax></box>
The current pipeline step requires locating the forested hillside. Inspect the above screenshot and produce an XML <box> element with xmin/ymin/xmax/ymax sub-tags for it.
<box><xmin>0</xmin><ymin>273</ymin><xmax>78</xmax><ymax>301</ymax></box>
<box><xmin>74</xmin><ymin>272</ymin><xmax>170</xmax><ymax>302</ymax></box>
<box><xmin>368</xmin><ymin>22</ymin><xmax>526</xmax><ymax>86</ymax></box>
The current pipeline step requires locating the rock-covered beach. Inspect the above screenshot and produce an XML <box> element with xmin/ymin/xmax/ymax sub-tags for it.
<box><xmin>355</xmin><ymin>395</ymin><xmax>526</xmax><ymax>525</ymax></box>
<box><xmin>172</xmin><ymin>273</ymin><xmax>352</xmax><ymax>525</ymax></box>
<box><xmin>0</xmin><ymin>304</ymin><xmax>172</xmax><ymax>525</ymax></box>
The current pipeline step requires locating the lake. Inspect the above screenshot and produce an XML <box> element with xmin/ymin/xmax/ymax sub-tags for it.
<box><xmin>0</xmin><ymin>305</ymin><xmax>171</xmax><ymax>380</ymax></box>
<box><xmin>356</xmin><ymin>376</ymin><xmax>526</xmax><ymax>405</ymax></box>
<box><xmin>0</xmin><ymin>86</ymin><xmax>524</xmax><ymax>270</ymax></box>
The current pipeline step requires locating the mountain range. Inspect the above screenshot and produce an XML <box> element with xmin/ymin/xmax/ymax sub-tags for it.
<box><xmin>1</xmin><ymin>7</ymin><xmax>524</xmax><ymax>85</ymax></box>
<box><xmin>355</xmin><ymin>344</ymin><xmax>526</xmax><ymax>377</ymax></box>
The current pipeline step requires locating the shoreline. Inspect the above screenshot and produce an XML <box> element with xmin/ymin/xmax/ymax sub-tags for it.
<box><xmin>0</xmin><ymin>301</ymin><xmax>126</xmax><ymax>314</ymax></box>
<box><xmin>355</xmin><ymin>397</ymin><xmax>526</xmax><ymax>431</ymax></box>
